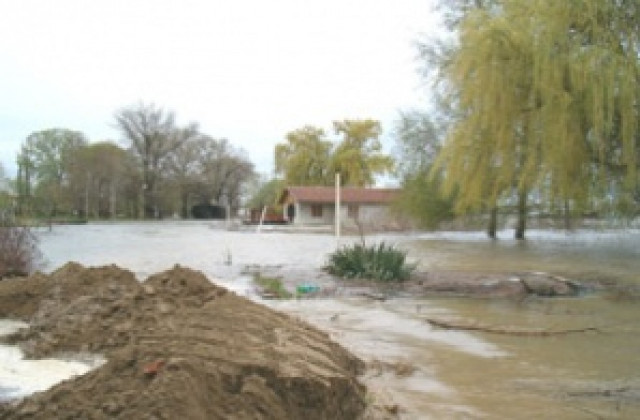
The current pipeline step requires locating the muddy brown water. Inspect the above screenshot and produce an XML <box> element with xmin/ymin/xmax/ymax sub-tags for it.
<box><xmin>29</xmin><ymin>223</ymin><xmax>640</xmax><ymax>418</ymax></box>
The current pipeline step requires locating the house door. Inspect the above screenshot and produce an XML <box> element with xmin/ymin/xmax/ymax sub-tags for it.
<box><xmin>287</xmin><ymin>204</ymin><xmax>295</xmax><ymax>222</ymax></box>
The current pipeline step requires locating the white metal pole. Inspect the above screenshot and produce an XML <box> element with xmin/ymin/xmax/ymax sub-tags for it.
<box><xmin>257</xmin><ymin>205</ymin><xmax>267</xmax><ymax>233</ymax></box>
<box><xmin>335</xmin><ymin>173</ymin><xmax>341</xmax><ymax>246</ymax></box>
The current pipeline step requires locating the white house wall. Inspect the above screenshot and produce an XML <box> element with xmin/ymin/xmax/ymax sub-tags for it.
<box><xmin>356</xmin><ymin>205</ymin><xmax>390</xmax><ymax>226</ymax></box>
<box><xmin>293</xmin><ymin>203</ymin><xmax>392</xmax><ymax>228</ymax></box>
<box><xmin>294</xmin><ymin>203</ymin><xmax>335</xmax><ymax>225</ymax></box>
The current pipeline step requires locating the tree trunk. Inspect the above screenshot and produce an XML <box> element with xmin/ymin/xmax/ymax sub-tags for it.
<box><xmin>515</xmin><ymin>189</ymin><xmax>527</xmax><ymax>240</ymax></box>
<box><xmin>110</xmin><ymin>181</ymin><xmax>117</xmax><ymax>220</ymax></box>
<box><xmin>563</xmin><ymin>199</ymin><xmax>571</xmax><ymax>231</ymax></box>
<box><xmin>181</xmin><ymin>191</ymin><xmax>189</xmax><ymax>219</ymax></box>
<box><xmin>487</xmin><ymin>206</ymin><xmax>498</xmax><ymax>239</ymax></box>
<box><xmin>84</xmin><ymin>172</ymin><xmax>91</xmax><ymax>220</ymax></box>
<box><xmin>139</xmin><ymin>185</ymin><xmax>146</xmax><ymax>220</ymax></box>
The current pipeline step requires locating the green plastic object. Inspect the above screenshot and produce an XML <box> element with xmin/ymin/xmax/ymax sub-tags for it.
<box><xmin>296</xmin><ymin>284</ymin><xmax>320</xmax><ymax>294</ymax></box>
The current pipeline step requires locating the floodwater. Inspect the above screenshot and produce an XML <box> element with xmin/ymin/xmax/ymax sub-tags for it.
<box><xmin>0</xmin><ymin>320</ymin><xmax>104</xmax><ymax>401</ymax></box>
<box><xmin>407</xmin><ymin>229</ymin><xmax>640</xmax><ymax>283</ymax></box>
<box><xmin>401</xmin><ymin>229</ymin><xmax>640</xmax><ymax>418</ymax></box>
<box><xmin>5</xmin><ymin>222</ymin><xmax>640</xmax><ymax>417</ymax></box>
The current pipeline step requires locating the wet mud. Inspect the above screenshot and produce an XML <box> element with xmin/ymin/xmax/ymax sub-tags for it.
<box><xmin>250</xmin><ymin>264</ymin><xmax>588</xmax><ymax>300</ymax></box>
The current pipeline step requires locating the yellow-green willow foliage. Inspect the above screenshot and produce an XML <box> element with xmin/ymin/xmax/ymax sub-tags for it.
<box><xmin>274</xmin><ymin>126</ymin><xmax>333</xmax><ymax>186</ymax></box>
<box><xmin>330</xmin><ymin>120</ymin><xmax>394</xmax><ymax>187</ymax></box>
<box><xmin>436</xmin><ymin>0</ymin><xmax>640</xmax><ymax>232</ymax></box>
<box><xmin>275</xmin><ymin>120</ymin><xmax>394</xmax><ymax>188</ymax></box>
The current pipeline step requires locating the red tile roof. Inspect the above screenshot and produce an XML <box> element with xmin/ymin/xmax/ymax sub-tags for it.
<box><xmin>280</xmin><ymin>186</ymin><xmax>399</xmax><ymax>204</ymax></box>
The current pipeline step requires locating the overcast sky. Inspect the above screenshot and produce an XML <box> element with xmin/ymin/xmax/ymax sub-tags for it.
<box><xmin>0</xmin><ymin>0</ymin><xmax>441</xmax><ymax>178</ymax></box>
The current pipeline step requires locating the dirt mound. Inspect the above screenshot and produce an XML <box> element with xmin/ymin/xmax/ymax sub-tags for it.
<box><xmin>0</xmin><ymin>262</ymin><xmax>140</xmax><ymax>322</ymax></box>
<box><xmin>0</xmin><ymin>263</ymin><xmax>366</xmax><ymax>419</ymax></box>
<box><xmin>0</xmin><ymin>272</ymin><xmax>50</xmax><ymax>320</ymax></box>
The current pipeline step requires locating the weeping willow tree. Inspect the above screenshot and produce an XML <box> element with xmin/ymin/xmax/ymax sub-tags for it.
<box><xmin>533</xmin><ymin>0</ymin><xmax>640</xmax><ymax>223</ymax></box>
<box><xmin>274</xmin><ymin>126</ymin><xmax>333</xmax><ymax>186</ymax></box>
<box><xmin>435</xmin><ymin>0</ymin><xmax>640</xmax><ymax>238</ymax></box>
<box><xmin>330</xmin><ymin>119</ymin><xmax>394</xmax><ymax>187</ymax></box>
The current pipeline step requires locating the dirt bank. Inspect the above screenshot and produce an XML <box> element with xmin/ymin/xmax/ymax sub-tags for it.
<box><xmin>0</xmin><ymin>263</ymin><xmax>367</xmax><ymax>419</ymax></box>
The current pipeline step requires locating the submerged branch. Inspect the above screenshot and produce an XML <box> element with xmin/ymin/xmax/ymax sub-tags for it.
<box><xmin>425</xmin><ymin>318</ymin><xmax>601</xmax><ymax>336</ymax></box>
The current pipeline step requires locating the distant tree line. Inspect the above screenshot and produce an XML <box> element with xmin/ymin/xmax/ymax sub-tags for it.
<box><xmin>13</xmin><ymin>103</ymin><xmax>256</xmax><ymax>221</ymax></box>
<box><xmin>11</xmin><ymin>0</ymin><xmax>639</xmax><ymax>240</ymax></box>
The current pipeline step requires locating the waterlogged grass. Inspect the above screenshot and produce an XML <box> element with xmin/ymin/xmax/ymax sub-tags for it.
<box><xmin>253</xmin><ymin>273</ymin><xmax>293</xmax><ymax>299</ymax></box>
<box><xmin>326</xmin><ymin>242</ymin><xmax>415</xmax><ymax>282</ymax></box>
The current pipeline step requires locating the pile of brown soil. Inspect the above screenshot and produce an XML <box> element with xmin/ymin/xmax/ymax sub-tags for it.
<box><xmin>0</xmin><ymin>263</ymin><xmax>366</xmax><ymax>419</ymax></box>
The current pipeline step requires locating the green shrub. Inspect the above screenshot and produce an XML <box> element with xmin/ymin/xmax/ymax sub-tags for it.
<box><xmin>326</xmin><ymin>242</ymin><xmax>414</xmax><ymax>282</ymax></box>
<box><xmin>253</xmin><ymin>273</ymin><xmax>292</xmax><ymax>299</ymax></box>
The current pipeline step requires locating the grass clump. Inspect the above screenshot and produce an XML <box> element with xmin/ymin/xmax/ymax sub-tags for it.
<box><xmin>253</xmin><ymin>273</ymin><xmax>292</xmax><ymax>299</ymax></box>
<box><xmin>326</xmin><ymin>242</ymin><xmax>414</xmax><ymax>282</ymax></box>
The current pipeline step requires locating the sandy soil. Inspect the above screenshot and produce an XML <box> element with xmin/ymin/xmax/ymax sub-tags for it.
<box><xmin>0</xmin><ymin>263</ymin><xmax>368</xmax><ymax>419</ymax></box>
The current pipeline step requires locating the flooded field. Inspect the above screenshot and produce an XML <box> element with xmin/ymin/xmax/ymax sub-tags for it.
<box><xmin>407</xmin><ymin>229</ymin><xmax>640</xmax><ymax>283</ymax></box>
<box><xmin>11</xmin><ymin>222</ymin><xmax>640</xmax><ymax>417</ymax></box>
<box><xmin>401</xmin><ymin>230</ymin><xmax>640</xmax><ymax>418</ymax></box>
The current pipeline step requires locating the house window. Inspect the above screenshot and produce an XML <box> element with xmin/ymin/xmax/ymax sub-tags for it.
<box><xmin>311</xmin><ymin>204</ymin><xmax>323</xmax><ymax>218</ymax></box>
<box><xmin>348</xmin><ymin>204</ymin><xmax>359</xmax><ymax>218</ymax></box>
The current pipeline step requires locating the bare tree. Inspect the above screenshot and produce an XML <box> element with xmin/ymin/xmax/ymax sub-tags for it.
<box><xmin>114</xmin><ymin>103</ymin><xmax>199</xmax><ymax>218</ymax></box>
<box><xmin>195</xmin><ymin>138</ymin><xmax>255</xmax><ymax>216</ymax></box>
<box><xmin>162</xmin><ymin>135</ymin><xmax>256</xmax><ymax>218</ymax></box>
<box><xmin>164</xmin><ymin>136</ymin><xmax>206</xmax><ymax>218</ymax></box>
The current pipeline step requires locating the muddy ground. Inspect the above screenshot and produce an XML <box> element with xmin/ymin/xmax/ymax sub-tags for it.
<box><xmin>0</xmin><ymin>263</ymin><xmax>369</xmax><ymax>419</ymax></box>
<box><xmin>246</xmin><ymin>264</ymin><xmax>595</xmax><ymax>300</ymax></box>
<box><xmin>0</xmin><ymin>261</ymin><xmax>621</xmax><ymax>419</ymax></box>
